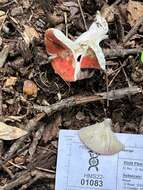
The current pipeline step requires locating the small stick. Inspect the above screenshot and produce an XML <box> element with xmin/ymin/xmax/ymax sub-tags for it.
<box><xmin>64</xmin><ymin>12</ymin><xmax>68</xmax><ymax>37</ymax></box>
<box><xmin>33</xmin><ymin>86</ymin><xmax>141</xmax><ymax>114</ymax></box>
<box><xmin>1</xmin><ymin>164</ymin><xmax>14</xmax><ymax>179</ymax></box>
<box><xmin>0</xmin><ymin>169</ymin><xmax>55</xmax><ymax>190</ymax></box>
<box><xmin>19</xmin><ymin>175</ymin><xmax>39</xmax><ymax>190</ymax></box>
<box><xmin>77</xmin><ymin>0</ymin><xmax>88</xmax><ymax>30</ymax></box>
<box><xmin>0</xmin><ymin>0</ymin><xmax>16</xmax><ymax>8</ymax></box>
<box><xmin>20</xmin><ymin>170</ymin><xmax>55</xmax><ymax>190</ymax></box>
<box><xmin>123</xmin><ymin>16</ymin><xmax>143</xmax><ymax>44</ymax></box>
<box><xmin>36</xmin><ymin>167</ymin><xmax>55</xmax><ymax>173</ymax></box>
<box><xmin>0</xmin><ymin>171</ymin><xmax>32</xmax><ymax>190</ymax></box>
<box><xmin>104</xmin><ymin>48</ymin><xmax>141</xmax><ymax>59</ymax></box>
<box><xmin>108</xmin><ymin>67</ymin><xmax>121</xmax><ymax>87</ymax></box>
<box><xmin>114</xmin><ymin>0</ymin><xmax>122</xmax><ymax>5</ymax></box>
<box><xmin>106</xmin><ymin>66</ymin><xmax>109</xmax><ymax>107</ymax></box>
<box><xmin>8</xmin><ymin>160</ymin><xmax>27</xmax><ymax>170</ymax></box>
<box><xmin>0</xmin><ymin>144</ymin><xmax>29</xmax><ymax>170</ymax></box>
<box><xmin>120</xmin><ymin>61</ymin><xmax>132</xmax><ymax>101</ymax></box>
<box><xmin>120</xmin><ymin>61</ymin><xmax>131</xmax><ymax>87</ymax></box>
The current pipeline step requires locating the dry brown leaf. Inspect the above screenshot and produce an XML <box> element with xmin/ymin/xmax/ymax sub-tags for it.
<box><xmin>0</xmin><ymin>10</ymin><xmax>5</xmax><ymax>17</ymax></box>
<box><xmin>0</xmin><ymin>0</ymin><xmax>9</xmax><ymax>3</ymax></box>
<box><xmin>42</xmin><ymin>115</ymin><xmax>61</xmax><ymax>143</ymax></box>
<box><xmin>4</xmin><ymin>76</ymin><xmax>17</xmax><ymax>87</ymax></box>
<box><xmin>127</xmin><ymin>0</ymin><xmax>143</xmax><ymax>26</ymax></box>
<box><xmin>0</xmin><ymin>45</ymin><xmax>10</xmax><ymax>68</ymax></box>
<box><xmin>0</xmin><ymin>122</ymin><xmax>27</xmax><ymax>140</ymax></box>
<box><xmin>101</xmin><ymin>3</ymin><xmax>116</xmax><ymax>22</ymax></box>
<box><xmin>0</xmin><ymin>10</ymin><xmax>6</xmax><ymax>30</ymax></box>
<box><xmin>23</xmin><ymin>80</ymin><xmax>38</xmax><ymax>97</ymax></box>
<box><xmin>22</xmin><ymin>25</ymin><xmax>39</xmax><ymax>46</ymax></box>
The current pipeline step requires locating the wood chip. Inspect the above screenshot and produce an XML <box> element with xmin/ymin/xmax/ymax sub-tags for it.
<box><xmin>127</xmin><ymin>0</ymin><xmax>143</xmax><ymax>26</ymax></box>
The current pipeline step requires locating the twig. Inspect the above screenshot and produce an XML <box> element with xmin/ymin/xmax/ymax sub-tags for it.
<box><xmin>33</xmin><ymin>86</ymin><xmax>141</xmax><ymax>115</ymax></box>
<box><xmin>120</xmin><ymin>61</ymin><xmax>132</xmax><ymax>101</ymax></box>
<box><xmin>64</xmin><ymin>12</ymin><xmax>68</xmax><ymax>37</ymax></box>
<box><xmin>0</xmin><ymin>144</ymin><xmax>29</xmax><ymax>171</ymax></box>
<box><xmin>105</xmin><ymin>67</ymin><xmax>109</xmax><ymax>107</ymax></box>
<box><xmin>0</xmin><ymin>169</ymin><xmax>55</xmax><ymax>190</ymax></box>
<box><xmin>20</xmin><ymin>170</ymin><xmax>55</xmax><ymax>190</ymax></box>
<box><xmin>35</xmin><ymin>167</ymin><xmax>55</xmax><ymax>173</ymax></box>
<box><xmin>123</xmin><ymin>16</ymin><xmax>143</xmax><ymax>44</ymax></box>
<box><xmin>104</xmin><ymin>48</ymin><xmax>141</xmax><ymax>59</ymax></box>
<box><xmin>108</xmin><ymin>67</ymin><xmax>121</xmax><ymax>87</ymax></box>
<box><xmin>119</xmin><ymin>61</ymin><xmax>131</xmax><ymax>87</ymax></box>
<box><xmin>0</xmin><ymin>0</ymin><xmax>16</xmax><ymax>8</ymax></box>
<box><xmin>113</xmin><ymin>0</ymin><xmax>122</xmax><ymax>5</ymax></box>
<box><xmin>0</xmin><ymin>166</ymin><xmax>55</xmax><ymax>190</ymax></box>
<box><xmin>19</xmin><ymin>175</ymin><xmax>39</xmax><ymax>190</ymax></box>
<box><xmin>77</xmin><ymin>0</ymin><xmax>88</xmax><ymax>30</ymax></box>
<box><xmin>0</xmin><ymin>171</ymin><xmax>32</xmax><ymax>190</ymax></box>
<box><xmin>8</xmin><ymin>160</ymin><xmax>27</xmax><ymax>170</ymax></box>
<box><xmin>1</xmin><ymin>164</ymin><xmax>14</xmax><ymax>179</ymax></box>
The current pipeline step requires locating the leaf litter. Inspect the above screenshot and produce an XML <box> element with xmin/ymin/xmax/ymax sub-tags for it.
<box><xmin>0</xmin><ymin>122</ymin><xmax>27</xmax><ymax>140</ymax></box>
<box><xmin>0</xmin><ymin>0</ymin><xmax>143</xmax><ymax>189</ymax></box>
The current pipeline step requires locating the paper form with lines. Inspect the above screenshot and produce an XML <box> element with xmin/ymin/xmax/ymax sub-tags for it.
<box><xmin>55</xmin><ymin>130</ymin><xmax>143</xmax><ymax>190</ymax></box>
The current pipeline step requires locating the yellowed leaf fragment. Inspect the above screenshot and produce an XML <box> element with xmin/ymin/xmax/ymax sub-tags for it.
<box><xmin>0</xmin><ymin>122</ymin><xmax>27</xmax><ymax>140</ymax></box>
<box><xmin>0</xmin><ymin>10</ymin><xmax>6</xmax><ymax>29</ymax></box>
<box><xmin>4</xmin><ymin>77</ymin><xmax>17</xmax><ymax>87</ymax></box>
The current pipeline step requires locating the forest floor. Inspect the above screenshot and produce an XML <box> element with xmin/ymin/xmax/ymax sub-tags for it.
<box><xmin>0</xmin><ymin>0</ymin><xmax>143</xmax><ymax>189</ymax></box>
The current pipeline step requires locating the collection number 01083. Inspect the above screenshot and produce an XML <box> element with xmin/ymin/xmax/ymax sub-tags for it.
<box><xmin>80</xmin><ymin>178</ymin><xmax>103</xmax><ymax>187</ymax></box>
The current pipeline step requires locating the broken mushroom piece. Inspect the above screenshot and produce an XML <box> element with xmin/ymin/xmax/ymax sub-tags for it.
<box><xmin>79</xmin><ymin>119</ymin><xmax>124</xmax><ymax>155</ymax></box>
<box><xmin>44</xmin><ymin>11</ymin><xmax>108</xmax><ymax>82</ymax></box>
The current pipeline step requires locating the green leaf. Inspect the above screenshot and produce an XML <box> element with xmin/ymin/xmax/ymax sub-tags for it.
<box><xmin>141</xmin><ymin>51</ymin><xmax>143</xmax><ymax>63</ymax></box>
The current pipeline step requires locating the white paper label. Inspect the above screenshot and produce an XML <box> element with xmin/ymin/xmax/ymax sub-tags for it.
<box><xmin>55</xmin><ymin>130</ymin><xmax>143</xmax><ymax>190</ymax></box>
